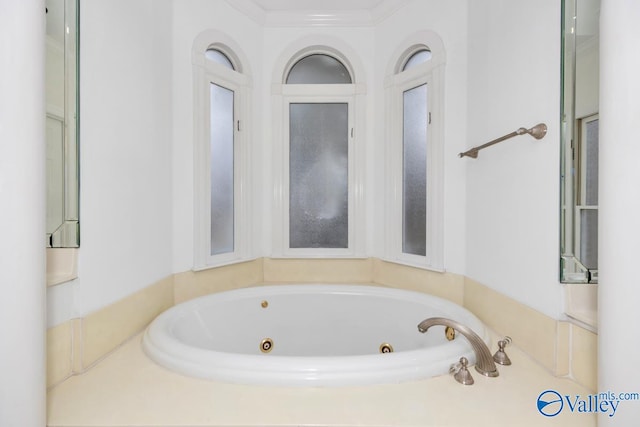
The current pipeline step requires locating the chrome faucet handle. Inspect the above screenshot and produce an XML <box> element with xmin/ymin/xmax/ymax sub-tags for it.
<box><xmin>493</xmin><ymin>338</ymin><xmax>512</xmax><ymax>366</ymax></box>
<box><xmin>453</xmin><ymin>357</ymin><xmax>474</xmax><ymax>385</ymax></box>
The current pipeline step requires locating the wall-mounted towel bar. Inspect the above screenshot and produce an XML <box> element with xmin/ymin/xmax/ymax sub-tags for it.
<box><xmin>459</xmin><ymin>123</ymin><xmax>547</xmax><ymax>159</ymax></box>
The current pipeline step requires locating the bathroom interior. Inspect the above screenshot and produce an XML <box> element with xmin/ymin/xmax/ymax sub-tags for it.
<box><xmin>2</xmin><ymin>0</ymin><xmax>640</xmax><ymax>425</ymax></box>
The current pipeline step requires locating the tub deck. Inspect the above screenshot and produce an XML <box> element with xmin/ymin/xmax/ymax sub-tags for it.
<box><xmin>47</xmin><ymin>332</ymin><xmax>596</xmax><ymax>427</ymax></box>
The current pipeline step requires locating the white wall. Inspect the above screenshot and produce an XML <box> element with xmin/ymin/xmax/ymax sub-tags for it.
<box><xmin>47</xmin><ymin>0</ymin><xmax>174</xmax><ymax>325</ymax></box>
<box><xmin>0</xmin><ymin>0</ymin><xmax>47</xmax><ymax>424</ymax></box>
<box><xmin>465</xmin><ymin>0</ymin><xmax>563</xmax><ymax>319</ymax></box>
<box><xmin>598</xmin><ymin>1</ymin><xmax>640</xmax><ymax>424</ymax></box>
<box><xmin>49</xmin><ymin>0</ymin><xmax>569</xmax><ymax>325</ymax></box>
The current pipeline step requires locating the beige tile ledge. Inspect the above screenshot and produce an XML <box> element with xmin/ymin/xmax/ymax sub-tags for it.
<box><xmin>46</xmin><ymin>248</ymin><xmax>78</xmax><ymax>286</ymax></box>
<box><xmin>47</xmin><ymin>262</ymin><xmax>598</xmax><ymax>394</ymax></box>
<box><xmin>564</xmin><ymin>283</ymin><xmax>598</xmax><ymax>331</ymax></box>
<box><xmin>46</xmin><ymin>276</ymin><xmax>175</xmax><ymax>388</ymax></box>
<box><xmin>463</xmin><ymin>276</ymin><xmax>598</xmax><ymax>392</ymax></box>
<box><xmin>47</xmin><ymin>333</ymin><xmax>595</xmax><ymax>427</ymax></box>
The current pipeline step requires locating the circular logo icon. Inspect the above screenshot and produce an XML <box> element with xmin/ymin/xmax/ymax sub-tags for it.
<box><xmin>537</xmin><ymin>390</ymin><xmax>564</xmax><ymax>417</ymax></box>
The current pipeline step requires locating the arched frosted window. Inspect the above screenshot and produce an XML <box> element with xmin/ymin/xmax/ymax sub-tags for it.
<box><xmin>397</xmin><ymin>47</ymin><xmax>432</xmax><ymax>256</ymax></box>
<box><xmin>385</xmin><ymin>37</ymin><xmax>444</xmax><ymax>269</ymax></box>
<box><xmin>402</xmin><ymin>49</ymin><xmax>431</xmax><ymax>72</ymax></box>
<box><xmin>281</xmin><ymin>51</ymin><xmax>355</xmax><ymax>252</ymax></box>
<box><xmin>402</xmin><ymin>82</ymin><xmax>428</xmax><ymax>256</ymax></box>
<box><xmin>205</xmin><ymin>48</ymin><xmax>235</xmax><ymax>70</ymax></box>
<box><xmin>209</xmin><ymin>82</ymin><xmax>235</xmax><ymax>256</ymax></box>
<box><xmin>286</xmin><ymin>54</ymin><xmax>352</xmax><ymax>84</ymax></box>
<box><xmin>206</xmin><ymin>48</ymin><xmax>237</xmax><ymax>255</ymax></box>
<box><xmin>194</xmin><ymin>38</ymin><xmax>250</xmax><ymax>268</ymax></box>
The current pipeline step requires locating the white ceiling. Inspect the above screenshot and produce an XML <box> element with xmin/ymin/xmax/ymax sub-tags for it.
<box><xmin>250</xmin><ymin>0</ymin><xmax>386</xmax><ymax>11</ymax></box>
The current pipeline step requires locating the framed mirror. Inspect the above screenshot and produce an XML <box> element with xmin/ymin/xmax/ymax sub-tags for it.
<box><xmin>560</xmin><ymin>0</ymin><xmax>599</xmax><ymax>283</ymax></box>
<box><xmin>46</xmin><ymin>0</ymin><xmax>79</xmax><ymax>248</ymax></box>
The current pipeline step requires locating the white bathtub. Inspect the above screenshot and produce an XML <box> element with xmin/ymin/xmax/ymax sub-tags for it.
<box><xmin>142</xmin><ymin>284</ymin><xmax>490</xmax><ymax>387</ymax></box>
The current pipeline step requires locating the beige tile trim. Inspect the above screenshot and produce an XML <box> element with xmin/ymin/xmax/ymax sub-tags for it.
<box><xmin>47</xmin><ymin>321</ymin><xmax>73</xmax><ymax>388</ymax></box>
<box><xmin>47</xmin><ymin>260</ymin><xmax>597</xmax><ymax>392</ymax></box>
<box><xmin>464</xmin><ymin>277</ymin><xmax>558</xmax><ymax>372</ymax></box>
<box><xmin>47</xmin><ymin>318</ymin><xmax>82</xmax><ymax>389</ymax></box>
<box><xmin>46</xmin><ymin>248</ymin><xmax>78</xmax><ymax>286</ymax></box>
<box><xmin>570</xmin><ymin>323</ymin><xmax>598</xmax><ymax>391</ymax></box>
<box><xmin>372</xmin><ymin>259</ymin><xmax>464</xmax><ymax>305</ymax></box>
<box><xmin>174</xmin><ymin>258</ymin><xmax>263</xmax><ymax>303</ymax></box>
<box><xmin>556</xmin><ymin>320</ymin><xmax>571</xmax><ymax>377</ymax></box>
<box><xmin>463</xmin><ymin>277</ymin><xmax>597</xmax><ymax>392</ymax></box>
<box><xmin>81</xmin><ymin>275</ymin><xmax>174</xmax><ymax>369</ymax></box>
<box><xmin>263</xmin><ymin>258</ymin><xmax>373</xmax><ymax>283</ymax></box>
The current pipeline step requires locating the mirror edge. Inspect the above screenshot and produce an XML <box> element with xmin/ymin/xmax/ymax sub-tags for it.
<box><xmin>46</xmin><ymin>0</ymin><xmax>80</xmax><ymax>249</ymax></box>
<box><xmin>559</xmin><ymin>0</ymin><xmax>598</xmax><ymax>284</ymax></box>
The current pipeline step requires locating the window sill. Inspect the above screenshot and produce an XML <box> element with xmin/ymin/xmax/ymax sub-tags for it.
<box><xmin>378</xmin><ymin>256</ymin><xmax>445</xmax><ymax>274</ymax></box>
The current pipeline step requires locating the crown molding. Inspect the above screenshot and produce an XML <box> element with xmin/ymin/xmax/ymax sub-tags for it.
<box><xmin>225</xmin><ymin>0</ymin><xmax>409</xmax><ymax>27</ymax></box>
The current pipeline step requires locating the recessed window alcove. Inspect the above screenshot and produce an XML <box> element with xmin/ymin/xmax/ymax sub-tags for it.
<box><xmin>192</xmin><ymin>29</ymin><xmax>446</xmax><ymax>271</ymax></box>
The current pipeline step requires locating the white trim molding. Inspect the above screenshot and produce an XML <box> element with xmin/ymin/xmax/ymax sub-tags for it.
<box><xmin>225</xmin><ymin>0</ymin><xmax>411</xmax><ymax>27</ymax></box>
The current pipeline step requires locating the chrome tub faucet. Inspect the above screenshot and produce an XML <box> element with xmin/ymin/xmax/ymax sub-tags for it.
<box><xmin>417</xmin><ymin>317</ymin><xmax>499</xmax><ymax>378</ymax></box>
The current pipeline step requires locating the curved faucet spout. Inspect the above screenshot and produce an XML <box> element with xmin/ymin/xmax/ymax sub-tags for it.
<box><xmin>417</xmin><ymin>317</ymin><xmax>498</xmax><ymax>378</ymax></box>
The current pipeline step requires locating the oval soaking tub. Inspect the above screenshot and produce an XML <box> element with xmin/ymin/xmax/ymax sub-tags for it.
<box><xmin>142</xmin><ymin>284</ymin><xmax>491</xmax><ymax>387</ymax></box>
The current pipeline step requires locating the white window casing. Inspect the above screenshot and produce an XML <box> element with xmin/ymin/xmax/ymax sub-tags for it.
<box><xmin>271</xmin><ymin>42</ymin><xmax>367</xmax><ymax>258</ymax></box>
<box><xmin>384</xmin><ymin>34</ymin><xmax>445</xmax><ymax>271</ymax></box>
<box><xmin>193</xmin><ymin>34</ymin><xmax>253</xmax><ymax>270</ymax></box>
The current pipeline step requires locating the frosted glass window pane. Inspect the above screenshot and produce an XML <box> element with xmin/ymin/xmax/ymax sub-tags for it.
<box><xmin>289</xmin><ymin>103</ymin><xmax>349</xmax><ymax>248</ymax></box>
<box><xmin>584</xmin><ymin>119</ymin><xmax>599</xmax><ymax>205</ymax></box>
<box><xmin>205</xmin><ymin>49</ymin><xmax>234</xmax><ymax>70</ymax></box>
<box><xmin>402</xmin><ymin>49</ymin><xmax>431</xmax><ymax>72</ymax></box>
<box><xmin>286</xmin><ymin>54</ymin><xmax>352</xmax><ymax>84</ymax></box>
<box><xmin>210</xmin><ymin>83</ymin><xmax>234</xmax><ymax>255</ymax></box>
<box><xmin>580</xmin><ymin>210</ymin><xmax>598</xmax><ymax>270</ymax></box>
<box><xmin>403</xmin><ymin>84</ymin><xmax>428</xmax><ymax>256</ymax></box>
